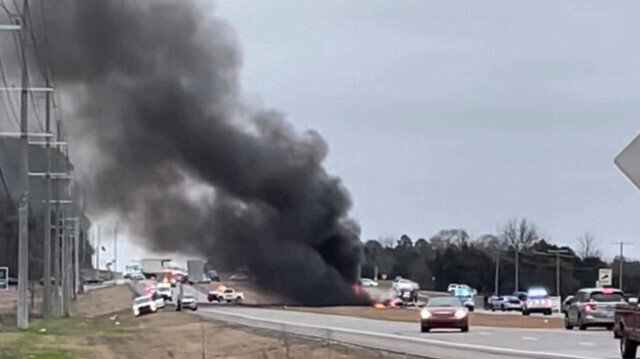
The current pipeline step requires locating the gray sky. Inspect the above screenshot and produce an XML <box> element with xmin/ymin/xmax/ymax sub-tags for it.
<box><xmin>210</xmin><ymin>0</ymin><xmax>640</xmax><ymax>259</ymax></box>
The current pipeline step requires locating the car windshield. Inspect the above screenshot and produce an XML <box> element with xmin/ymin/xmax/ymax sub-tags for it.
<box><xmin>134</xmin><ymin>297</ymin><xmax>150</xmax><ymax>304</ymax></box>
<box><xmin>591</xmin><ymin>292</ymin><xmax>624</xmax><ymax>302</ymax></box>
<box><xmin>426</xmin><ymin>297</ymin><xmax>462</xmax><ymax>308</ymax></box>
<box><xmin>224</xmin><ymin>289</ymin><xmax>233</xmax><ymax>293</ymax></box>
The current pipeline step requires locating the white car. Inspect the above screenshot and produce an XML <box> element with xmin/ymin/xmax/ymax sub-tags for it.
<box><xmin>229</xmin><ymin>273</ymin><xmax>250</xmax><ymax>281</ymax></box>
<box><xmin>500</xmin><ymin>296</ymin><xmax>523</xmax><ymax>311</ymax></box>
<box><xmin>523</xmin><ymin>288</ymin><xmax>553</xmax><ymax>316</ymax></box>
<box><xmin>131</xmin><ymin>273</ymin><xmax>145</xmax><ymax>281</ymax></box>
<box><xmin>460</xmin><ymin>296</ymin><xmax>475</xmax><ymax>311</ymax></box>
<box><xmin>393</xmin><ymin>278</ymin><xmax>419</xmax><ymax>292</ymax></box>
<box><xmin>488</xmin><ymin>295</ymin><xmax>505</xmax><ymax>311</ymax></box>
<box><xmin>208</xmin><ymin>287</ymin><xmax>244</xmax><ymax>303</ymax></box>
<box><xmin>360</xmin><ymin>278</ymin><xmax>379</xmax><ymax>287</ymax></box>
<box><xmin>222</xmin><ymin>288</ymin><xmax>244</xmax><ymax>303</ymax></box>
<box><xmin>132</xmin><ymin>296</ymin><xmax>157</xmax><ymax>316</ymax></box>
<box><xmin>180</xmin><ymin>295</ymin><xmax>198</xmax><ymax>311</ymax></box>
<box><xmin>151</xmin><ymin>292</ymin><xmax>165</xmax><ymax>309</ymax></box>
<box><xmin>156</xmin><ymin>285</ymin><xmax>172</xmax><ymax>301</ymax></box>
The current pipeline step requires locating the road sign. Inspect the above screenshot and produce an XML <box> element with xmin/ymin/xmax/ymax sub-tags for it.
<box><xmin>0</xmin><ymin>267</ymin><xmax>7</xmax><ymax>289</ymax></box>
<box><xmin>615</xmin><ymin>133</ymin><xmax>640</xmax><ymax>191</ymax></box>
<box><xmin>599</xmin><ymin>268</ymin><xmax>613</xmax><ymax>286</ymax></box>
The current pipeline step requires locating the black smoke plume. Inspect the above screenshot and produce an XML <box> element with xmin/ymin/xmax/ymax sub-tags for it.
<box><xmin>31</xmin><ymin>0</ymin><xmax>365</xmax><ymax>304</ymax></box>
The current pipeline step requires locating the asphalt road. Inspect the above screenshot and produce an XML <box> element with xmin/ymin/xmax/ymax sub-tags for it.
<box><xmin>195</xmin><ymin>306</ymin><xmax>620</xmax><ymax>359</ymax></box>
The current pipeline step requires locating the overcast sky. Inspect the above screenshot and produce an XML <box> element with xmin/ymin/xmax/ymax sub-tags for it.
<box><xmin>112</xmin><ymin>1</ymin><xmax>640</xmax><ymax>268</ymax></box>
<box><xmin>206</xmin><ymin>0</ymin><xmax>640</xmax><ymax>260</ymax></box>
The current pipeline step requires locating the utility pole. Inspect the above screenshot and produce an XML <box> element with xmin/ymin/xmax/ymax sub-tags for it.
<box><xmin>61</xmin><ymin>215</ymin><xmax>69</xmax><ymax>317</ymax></box>
<box><xmin>494</xmin><ymin>252</ymin><xmax>500</xmax><ymax>295</ymax></box>
<box><xmin>53</xmin><ymin>215</ymin><xmax>61</xmax><ymax>316</ymax></box>
<box><xmin>612</xmin><ymin>242</ymin><xmax>634</xmax><ymax>291</ymax></box>
<box><xmin>514</xmin><ymin>248</ymin><xmax>519</xmax><ymax>292</ymax></box>
<box><xmin>548</xmin><ymin>249</ymin><xmax>570</xmax><ymax>297</ymax></box>
<box><xmin>42</xmin><ymin>81</ymin><xmax>52</xmax><ymax>319</ymax></box>
<box><xmin>17</xmin><ymin>195</ymin><xmax>28</xmax><ymax>329</ymax></box>
<box><xmin>96</xmin><ymin>225</ymin><xmax>100</xmax><ymax>270</ymax></box>
<box><xmin>17</xmin><ymin>0</ymin><xmax>30</xmax><ymax>330</ymax></box>
<box><xmin>73</xmin><ymin>217</ymin><xmax>80</xmax><ymax>295</ymax></box>
<box><xmin>113</xmin><ymin>223</ymin><xmax>117</xmax><ymax>273</ymax></box>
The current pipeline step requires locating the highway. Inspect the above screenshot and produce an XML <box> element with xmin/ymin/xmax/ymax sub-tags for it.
<box><xmin>195</xmin><ymin>305</ymin><xmax>619</xmax><ymax>359</ymax></box>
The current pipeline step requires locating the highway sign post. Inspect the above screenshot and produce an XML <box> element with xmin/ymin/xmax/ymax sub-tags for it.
<box><xmin>598</xmin><ymin>268</ymin><xmax>613</xmax><ymax>287</ymax></box>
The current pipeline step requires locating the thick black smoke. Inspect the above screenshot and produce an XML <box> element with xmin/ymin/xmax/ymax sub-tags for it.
<box><xmin>32</xmin><ymin>0</ymin><xmax>365</xmax><ymax>304</ymax></box>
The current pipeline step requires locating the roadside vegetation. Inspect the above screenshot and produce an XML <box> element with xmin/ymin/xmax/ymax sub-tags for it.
<box><xmin>362</xmin><ymin>218</ymin><xmax>633</xmax><ymax>296</ymax></box>
<box><xmin>0</xmin><ymin>310</ymin><xmax>138</xmax><ymax>359</ymax></box>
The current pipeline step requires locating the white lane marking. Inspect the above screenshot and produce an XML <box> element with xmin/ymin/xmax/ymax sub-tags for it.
<box><xmin>200</xmin><ymin>308</ymin><xmax>600</xmax><ymax>359</ymax></box>
<box><xmin>478</xmin><ymin>332</ymin><xmax>490</xmax><ymax>336</ymax></box>
<box><xmin>579</xmin><ymin>342</ymin><xmax>596</xmax><ymax>346</ymax></box>
<box><xmin>521</xmin><ymin>336</ymin><xmax>538</xmax><ymax>340</ymax></box>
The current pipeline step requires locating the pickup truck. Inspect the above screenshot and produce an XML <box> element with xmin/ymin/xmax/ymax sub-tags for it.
<box><xmin>614</xmin><ymin>296</ymin><xmax>640</xmax><ymax>358</ymax></box>
<box><xmin>208</xmin><ymin>288</ymin><xmax>244</xmax><ymax>304</ymax></box>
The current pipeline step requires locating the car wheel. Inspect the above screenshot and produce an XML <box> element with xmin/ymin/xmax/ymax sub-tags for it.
<box><xmin>606</xmin><ymin>324</ymin><xmax>614</xmax><ymax>331</ymax></box>
<box><xmin>491</xmin><ymin>306</ymin><xmax>495</xmax><ymax>312</ymax></box>
<box><xmin>501</xmin><ymin>305</ymin><xmax>505</xmax><ymax>312</ymax></box>
<box><xmin>545</xmin><ymin>309</ymin><xmax>552</xmax><ymax>316</ymax></box>
<box><xmin>564</xmin><ymin>315</ymin><xmax>573</xmax><ymax>330</ymax></box>
<box><xmin>461</xmin><ymin>326</ymin><xmax>469</xmax><ymax>333</ymax></box>
<box><xmin>191</xmin><ymin>307</ymin><xmax>198</xmax><ymax>311</ymax></box>
<box><xmin>621</xmin><ymin>335</ymin><xmax>638</xmax><ymax>359</ymax></box>
<box><xmin>523</xmin><ymin>309</ymin><xmax>529</xmax><ymax>316</ymax></box>
<box><xmin>236</xmin><ymin>298</ymin><xmax>243</xmax><ymax>305</ymax></box>
<box><xmin>421</xmin><ymin>326</ymin><xmax>430</xmax><ymax>333</ymax></box>
<box><xmin>578</xmin><ymin>315</ymin><xmax>587</xmax><ymax>331</ymax></box>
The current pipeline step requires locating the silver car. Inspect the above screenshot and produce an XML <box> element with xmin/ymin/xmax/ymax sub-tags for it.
<box><xmin>565</xmin><ymin>288</ymin><xmax>624</xmax><ymax>330</ymax></box>
<box><xmin>500</xmin><ymin>296</ymin><xmax>523</xmax><ymax>312</ymax></box>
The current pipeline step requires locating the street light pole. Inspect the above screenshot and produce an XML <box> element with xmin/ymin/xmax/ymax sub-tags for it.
<box><xmin>514</xmin><ymin>248</ymin><xmax>519</xmax><ymax>292</ymax></box>
<box><xmin>494</xmin><ymin>252</ymin><xmax>500</xmax><ymax>295</ymax></box>
<box><xmin>547</xmin><ymin>249</ymin><xmax>570</xmax><ymax>297</ymax></box>
<box><xmin>611</xmin><ymin>242</ymin><xmax>633</xmax><ymax>291</ymax></box>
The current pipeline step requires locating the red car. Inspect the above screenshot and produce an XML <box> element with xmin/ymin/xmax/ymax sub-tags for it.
<box><xmin>420</xmin><ymin>296</ymin><xmax>469</xmax><ymax>332</ymax></box>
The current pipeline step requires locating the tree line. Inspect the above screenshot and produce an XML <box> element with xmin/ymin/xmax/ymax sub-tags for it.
<box><xmin>361</xmin><ymin>218</ymin><xmax>640</xmax><ymax>297</ymax></box>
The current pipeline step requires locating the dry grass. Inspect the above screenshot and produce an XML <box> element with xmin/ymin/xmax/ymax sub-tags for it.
<box><xmin>0</xmin><ymin>285</ymin><xmax>416</xmax><ymax>359</ymax></box>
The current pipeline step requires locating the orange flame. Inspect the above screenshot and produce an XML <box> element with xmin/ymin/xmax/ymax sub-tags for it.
<box><xmin>374</xmin><ymin>303</ymin><xmax>386</xmax><ymax>309</ymax></box>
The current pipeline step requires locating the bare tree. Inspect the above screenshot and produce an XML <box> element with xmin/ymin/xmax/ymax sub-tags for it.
<box><xmin>501</xmin><ymin>218</ymin><xmax>539</xmax><ymax>291</ymax></box>
<box><xmin>501</xmin><ymin>218</ymin><xmax>539</xmax><ymax>251</ymax></box>
<box><xmin>577</xmin><ymin>232</ymin><xmax>602</xmax><ymax>259</ymax></box>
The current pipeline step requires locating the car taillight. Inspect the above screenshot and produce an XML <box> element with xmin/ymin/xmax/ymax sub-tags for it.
<box><xmin>584</xmin><ymin>303</ymin><xmax>595</xmax><ymax>312</ymax></box>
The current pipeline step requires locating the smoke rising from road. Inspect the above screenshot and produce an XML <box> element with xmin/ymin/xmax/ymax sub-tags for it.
<box><xmin>33</xmin><ymin>0</ymin><xmax>365</xmax><ymax>304</ymax></box>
